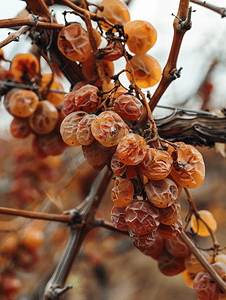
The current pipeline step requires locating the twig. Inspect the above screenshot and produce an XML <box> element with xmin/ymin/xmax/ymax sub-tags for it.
<box><xmin>180</xmin><ymin>230</ymin><xmax>226</xmax><ymax>293</ymax></box>
<box><xmin>60</xmin><ymin>0</ymin><xmax>114</xmax><ymax>28</ymax></box>
<box><xmin>0</xmin><ymin>207</ymin><xmax>72</xmax><ymax>223</ymax></box>
<box><xmin>150</xmin><ymin>1</ymin><xmax>191</xmax><ymax>111</ymax></box>
<box><xmin>0</xmin><ymin>16</ymin><xmax>64</xmax><ymax>30</ymax></box>
<box><xmin>95</xmin><ymin>218</ymin><xmax>129</xmax><ymax>236</ymax></box>
<box><xmin>190</xmin><ymin>0</ymin><xmax>226</xmax><ymax>18</ymax></box>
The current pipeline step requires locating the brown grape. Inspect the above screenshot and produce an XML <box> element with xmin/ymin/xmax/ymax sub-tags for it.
<box><xmin>110</xmin><ymin>153</ymin><xmax>137</xmax><ymax>179</ymax></box>
<box><xmin>193</xmin><ymin>271</ymin><xmax>220</xmax><ymax>300</ymax></box>
<box><xmin>111</xmin><ymin>205</ymin><xmax>128</xmax><ymax>231</ymax></box>
<box><xmin>170</xmin><ymin>143</ymin><xmax>205</xmax><ymax>189</ymax></box>
<box><xmin>76</xmin><ymin>114</ymin><xmax>96</xmax><ymax>146</ymax></box>
<box><xmin>32</xmin><ymin>130</ymin><xmax>67</xmax><ymax>158</ymax></box>
<box><xmin>159</xmin><ymin>197</ymin><xmax>181</xmax><ymax>225</ymax></box>
<box><xmin>126</xmin><ymin>54</ymin><xmax>161</xmax><ymax>88</ymax></box>
<box><xmin>129</xmin><ymin>227</ymin><xmax>158</xmax><ymax>250</ymax></box>
<box><xmin>165</xmin><ymin>236</ymin><xmax>191</xmax><ymax>258</ymax></box>
<box><xmin>29</xmin><ymin>100</ymin><xmax>58</xmax><ymax>135</ymax></box>
<box><xmin>158</xmin><ymin>217</ymin><xmax>183</xmax><ymax>239</ymax></box>
<box><xmin>141</xmin><ymin>235</ymin><xmax>165</xmax><ymax>260</ymax></box>
<box><xmin>145</xmin><ymin>178</ymin><xmax>178</xmax><ymax>208</ymax></box>
<box><xmin>57</xmin><ymin>23</ymin><xmax>92</xmax><ymax>62</ymax></box>
<box><xmin>158</xmin><ymin>249</ymin><xmax>186</xmax><ymax>276</ymax></box>
<box><xmin>60</xmin><ymin>111</ymin><xmax>87</xmax><ymax>146</ymax></box>
<box><xmin>111</xmin><ymin>177</ymin><xmax>134</xmax><ymax>207</ymax></box>
<box><xmin>124</xmin><ymin>20</ymin><xmax>157</xmax><ymax>55</ymax></box>
<box><xmin>138</xmin><ymin>148</ymin><xmax>173</xmax><ymax>180</ymax></box>
<box><xmin>75</xmin><ymin>84</ymin><xmax>101</xmax><ymax>113</ymax></box>
<box><xmin>91</xmin><ymin>111</ymin><xmax>128</xmax><ymax>147</ymax></box>
<box><xmin>10</xmin><ymin>117</ymin><xmax>31</xmax><ymax>139</ymax></box>
<box><xmin>116</xmin><ymin>133</ymin><xmax>147</xmax><ymax>165</ymax></box>
<box><xmin>4</xmin><ymin>88</ymin><xmax>39</xmax><ymax>118</ymax></box>
<box><xmin>124</xmin><ymin>200</ymin><xmax>160</xmax><ymax>235</ymax></box>
<box><xmin>82</xmin><ymin>139</ymin><xmax>107</xmax><ymax>169</ymax></box>
<box><xmin>113</xmin><ymin>94</ymin><xmax>143</xmax><ymax>120</ymax></box>
<box><xmin>101</xmin><ymin>40</ymin><xmax>124</xmax><ymax>61</ymax></box>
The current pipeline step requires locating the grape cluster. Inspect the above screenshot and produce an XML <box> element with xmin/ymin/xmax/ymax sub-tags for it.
<box><xmin>1</xmin><ymin>51</ymin><xmax>67</xmax><ymax>158</ymax></box>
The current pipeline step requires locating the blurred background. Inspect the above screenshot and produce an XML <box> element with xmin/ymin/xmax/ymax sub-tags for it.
<box><xmin>0</xmin><ymin>1</ymin><xmax>226</xmax><ymax>299</ymax></box>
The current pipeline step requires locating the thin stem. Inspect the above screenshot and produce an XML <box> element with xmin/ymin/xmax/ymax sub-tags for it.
<box><xmin>95</xmin><ymin>218</ymin><xmax>129</xmax><ymax>236</ymax></box>
<box><xmin>60</xmin><ymin>0</ymin><xmax>114</xmax><ymax>28</ymax></box>
<box><xmin>180</xmin><ymin>231</ymin><xmax>226</xmax><ymax>293</ymax></box>
<box><xmin>184</xmin><ymin>188</ymin><xmax>219</xmax><ymax>258</ymax></box>
<box><xmin>0</xmin><ymin>207</ymin><xmax>72</xmax><ymax>224</ymax></box>
<box><xmin>0</xmin><ymin>25</ymin><xmax>30</xmax><ymax>48</ymax></box>
<box><xmin>150</xmin><ymin>0</ymin><xmax>191</xmax><ymax>111</ymax></box>
<box><xmin>190</xmin><ymin>0</ymin><xmax>226</xmax><ymax>17</ymax></box>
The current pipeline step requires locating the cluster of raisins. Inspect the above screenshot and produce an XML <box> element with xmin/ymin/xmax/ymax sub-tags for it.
<box><xmin>1</xmin><ymin>51</ymin><xmax>67</xmax><ymax>158</ymax></box>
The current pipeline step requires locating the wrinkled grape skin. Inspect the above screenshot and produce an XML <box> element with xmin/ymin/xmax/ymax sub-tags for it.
<box><xmin>129</xmin><ymin>227</ymin><xmax>158</xmax><ymax>250</ymax></box>
<box><xmin>111</xmin><ymin>205</ymin><xmax>128</xmax><ymax>231</ymax></box>
<box><xmin>73</xmin><ymin>85</ymin><xmax>101</xmax><ymax>113</ymax></box>
<box><xmin>193</xmin><ymin>271</ymin><xmax>220</xmax><ymax>300</ymax></box>
<box><xmin>4</xmin><ymin>88</ymin><xmax>39</xmax><ymax>118</ymax></box>
<box><xmin>113</xmin><ymin>94</ymin><xmax>143</xmax><ymax>121</ymax></box>
<box><xmin>138</xmin><ymin>148</ymin><xmax>173</xmax><ymax>180</ymax></box>
<box><xmin>165</xmin><ymin>236</ymin><xmax>191</xmax><ymax>258</ymax></box>
<box><xmin>141</xmin><ymin>235</ymin><xmax>165</xmax><ymax>260</ymax></box>
<box><xmin>102</xmin><ymin>40</ymin><xmax>124</xmax><ymax>61</ymax></box>
<box><xmin>10</xmin><ymin>53</ymin><xmax>40</xmax><ymax>84</ymax></box>
<box><xmin>91</xmin><ymin>111</ymin><xmax>128</xmax><ymax>147</ymax></box>
<box><xmin>170</xmin><ymin>143</ymin><xmax>205</xmax><ymax>189</ymax></box>
<box><xmin>158</xmin><ymin>249</ymin><xmax>186</xmax><ymax>276</ymax></box>
<box><xmin>124</xmin><ymin>200</ymin><xmax>160</xmax><ymax>235</ymax></box>
<box><xmin>76</xmin><ymin>114</ymin><xmax>96</xmax><ymax>146</ymax></box>
<box><xmin>29</xmin><ymin>100</ymin><xmax>58</xmax><ymax>135</ymax></box>
<box><xmin>116</xmin><ymin>133</ymin><xmax>147</xmax><ymax>165</ymax></box>
<box><xmin>97</xmin><ymin>0</ymin><xmax>130</xmax><ymax>30</ymax></box>
<box><xmin>124</xmin><ymin>20</ymin><xmax>157</xmax><ymax>55</ymax></box>
<box><xmin>60</xmin><ymin>111</ymin><xmax>87</xmax><ymax>146</ymax></box>
<box><xmin>111</xmin><ymin>177</ymin><xmax>134</xmax><ymax>207</ymax></box>
<box><xmin>159</xmin><ymin>197</ymin><xmax>181</xmax><ymax>225</ymax></box>
<box><xmin>111</xmin><ymin>153</ymin><xmax>137</xmax><ymax>179</ymax></box>
<box><xmin>126</xmin><ymin>54</ymin><xmax>161</xmax><ymax>88</ymax></box>
<box><xmin>57</xmin><ymin>23</ymin><xmax>92</xmax><ymax>62</ymax></box>
<box><xmin>145</xmin><ymin>178</ymin><xmax>178</xmax><ymax>208</ymax></box>
<box><xmin>158</xmin><ymin>217</ymin><xmax>182</xmax><ymax>239</ymax></box>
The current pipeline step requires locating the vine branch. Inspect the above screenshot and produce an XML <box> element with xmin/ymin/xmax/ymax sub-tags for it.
<box><xmin>149</xmin><ymin>0</ymin><xmax>191</xmax><ymax>111</ymax></box>
<box><xmin>190</xmin><ymin>0</ymin><xmax>226</xmax><ymax>18</ymax></box>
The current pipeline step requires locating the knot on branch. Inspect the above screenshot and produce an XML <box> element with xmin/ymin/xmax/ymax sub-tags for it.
<box><xmin>170</xmin><ymin>67</ymin><xmax>183</xmax><ymax>81</ymax></box>
<box><xmin>221</xmin><ymin>8</ymin><xmax>226</xmax><ymax>18</ymax></box>
<box><xmin>174</xmin><ymin>6</ymin><xmax>193</xmax><ymax>32</ymax></box>
<box><xmin>28</xmin><ymin>14</ymin><xmax>39</xmax><ymax>27</ymax></box>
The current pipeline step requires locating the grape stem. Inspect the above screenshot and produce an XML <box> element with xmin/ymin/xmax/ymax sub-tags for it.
<box><xmin>94</xmin><ymin>218</ymin><xmax>129</xmax><ymax>236</ymax></box>
<box><xmin>190</xmin><ymin>0</ymin><xmax>226</xmax><ymax>17</ymax></box>
<box><xmin>180</xmin><ymin>230</ymin><xmax>226</xmax><ymax>293</ymax></box>
<box><xmin>124</xmin><ymin>51</ymin><xmax>161</xmax><ymax>146</ymax></box>
<box><xmin>184</xmin><ymin>188</ymin><xmax>219</xmax><ymax>259</ymax></box>
<box><xmin>149</xmin><ymin>0</ymin><xmax>192</xmax><ymax>111</ymax></box>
